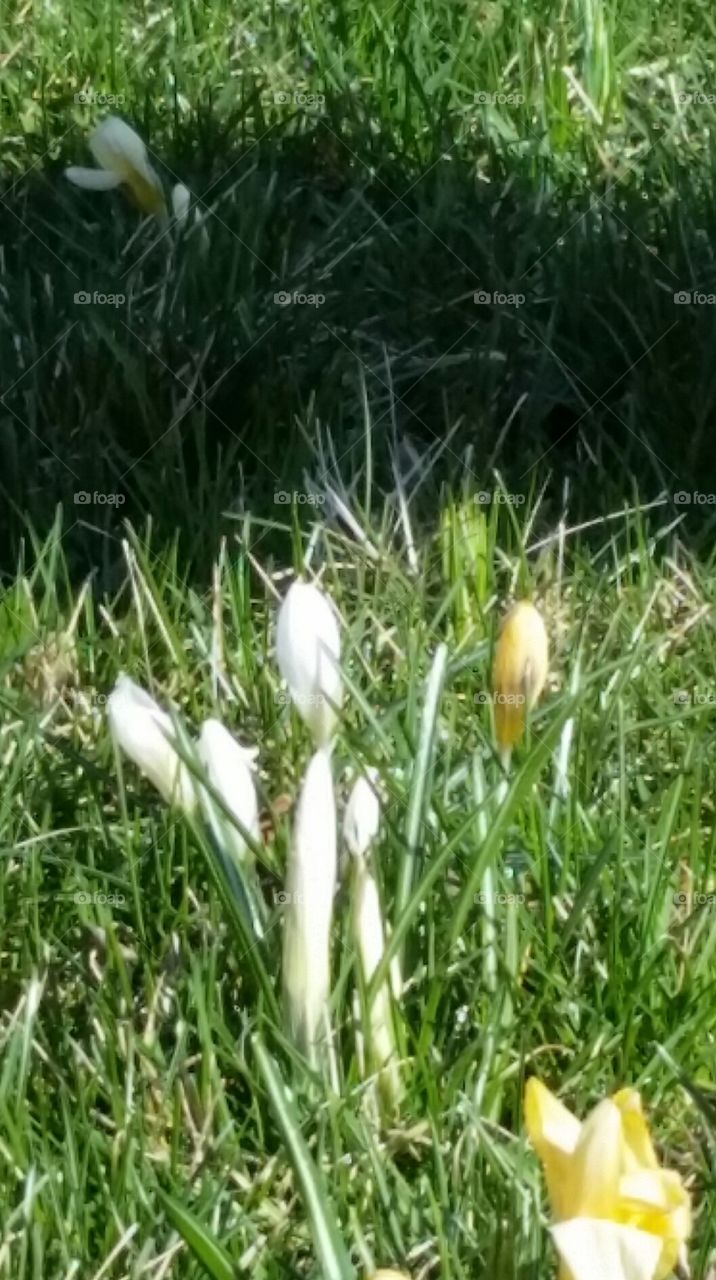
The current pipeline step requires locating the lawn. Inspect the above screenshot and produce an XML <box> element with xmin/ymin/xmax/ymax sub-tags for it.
<box><xmin>1</xmin><ymin>0</ymin><xmax>716</xmax><ymax>1276</ymax></box>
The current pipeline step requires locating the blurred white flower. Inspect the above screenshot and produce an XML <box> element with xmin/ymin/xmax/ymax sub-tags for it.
<box><xmin>198</xmin><ymin>718</ymin><xmax>260</xmax><ymax>867</ymax></box>
<box><xmin>282</xmin><ymin>748</ymin><xmax>337</xmax><ymax>1057</ymax></box>
<box><xmin>171</xmin><ymin>182</ymin><xmax>191</xmax><ymax>222</ymax></box>
<box><xmin>343</xmin><ymin>769</ymin><xmax>380</xmax><ymax>858</ymax></box>
<box><xmin>353</xmin><ymin>857</ymin><xmax>402</xmax><ymax>1109</ymax></box>
<box><xmin>107</xmin><ymin>675</ymin><xmax>196</xmax><ymax>812</ymax></box>
<box><xmin>170</xmin><ymin>181</ymin><xmax>210</xmax><ymax>251</ymax></box>
<box><xmin>276</xmin><ymin>580</ymin><xmax>342</xmax><ymax>747</ymax></box>
<box><xmin>65</xmin><ymin>116</ymin><xmax>166</xmax><ymax>217</ymax></box>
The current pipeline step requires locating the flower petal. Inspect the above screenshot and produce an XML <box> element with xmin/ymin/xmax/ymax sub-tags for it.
<box><xmin>524</xmin><ymin>1078</ymin><xmax>582</xmax><ymax>1220</ymax></box>
<box><xmin>171</xmin><ymin>182</ymin><xmax>191</xmax><ymax>222</ymax></box>
<box><xmin>107</xmin><ymin>675</ymin><xmax>196</xmax><ymax>812</ymax></box>
<box><xmin>492</xmin><ymin>602</ymin><xmax>548</xmax><ymax>750</ymax></box>
<box><xmin>570</xmin><ymin>1098</ymin><xmax>623</xmax><ymax>1217</ymax></box>
<box><xmin>276</xmin><ymin>581</ymin><xmax>342</xmax><ymax>746</ymax></box>
<box><xmin>65</xmin><ymin>166</ymin><xmax>123</xmax><ymax>190</ymax></box>
<box><xmin>198</xmin><ymin>718</ymin><xmax>260</xmax><ymax>868</ymax></box>
<box><xmin>618</xmin><ymin>1169</ymin><xmax>692</xmax><ymax>1280</ymax></box>
<box><xmin>282</xmin><ymin>748</ymin><xmax>337</xmax><ymax>1054</ymax></box>
<box><xmin>89</xmin><ymin>116</ymin><xmax>165</xmax><ymax>215</ymax></box>
<box><xmin>613</xmin><ymin>1090</ymin><xmax>659</xmax><ymax>1172</ymax></box>
<box><xmin>552</xmin><ymin>1218</ymin><xmax>662</xmax><ymax>1280</ymax></box>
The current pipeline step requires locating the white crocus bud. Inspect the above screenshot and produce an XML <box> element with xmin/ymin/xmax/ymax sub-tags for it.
<box><xmin>276</xmin><ymin>581</ymin><xmax>342</xmax><ymax>747</ymax></box>
<box><xmin>66</xmin><ymin>116</ymin><xmax>166</xmax><ymax>217</ymax></box>
<box><xmin>282</xmin><ymin>748</ymin><xmax>337</xmax><ymax>1057</ymax></box>
<box><xmin>171</xmin><ymin>182</ymin><xmax>191</xmax><ymax>223</ymax></box>
<box><xmin>343</xmin><ymin>769</ymin><xmax>380</xmax><ymax>858</ymax></box>
<box><xmin>353</xmin><ymin>859</ymin><xmax>402</xmax><ymax>1109</ymax></box>
<box><xmin>107</xmin><ymin>675</ymin><xmax>196</xmax><ymax>812</ymax></box>
<box><xmin>344</xmin><ymin>772</ymin><xmax>401</xmax><ymax>1106</ymax></box>
<box><xmin>197</xmin><ymin>719</ymin><xmax>260</xmax><ymax>867</ymax></box>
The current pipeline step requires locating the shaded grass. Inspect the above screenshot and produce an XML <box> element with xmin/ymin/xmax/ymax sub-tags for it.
<box><xmin>2</xmin><ymin>0</ymin><xmax>716</xmax><ymax>572</ymax></box>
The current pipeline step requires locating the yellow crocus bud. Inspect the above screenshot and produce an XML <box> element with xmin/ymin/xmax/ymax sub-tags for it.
<box><xmin>491</xmin><ymin>600</ymin><xmax>548</xmax><ymax>758</ymax></box>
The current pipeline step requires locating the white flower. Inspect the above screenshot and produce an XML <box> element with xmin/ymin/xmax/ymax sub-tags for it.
<box><xmin>353</xmin><ymin>858</ymin><xmax>402</xmax><ymax>1108</ymax></box>
<box><xmin>282</xmin><ymin>748</ymin><xmax>337</xmax><ymax>1056</ymax></box>
<box><xmin>276</xmin><ymin>580</ymin><xmax>342</xmax><ymax>747</ymax></box>
<box><xmin>107</xmin><ymin>675</ymin><xmax>196</xmax><ymax>812</ymax></box>
<box><xmin>343</xmin><ymin>770</ymin><xmax>380</xmax><ymax>858</ymax></box>
<box><xmin>171</xmin><ymin>182</ymin><xmax>191</xmax><ymax>223</ymax></box>
<box><xmin>197</xmin><ymin>719</ymin><xmax>259</xmax><ymax>867</ymax></box>
<box><xmin>65</xmin><ymin>116</ymin><xmax>166</xmax><ymax>217</ymax></box>
<box><xmin>551</xmin><ymin>1219</ymin><xmax>662</xmax><ymax>1280</ymax></box>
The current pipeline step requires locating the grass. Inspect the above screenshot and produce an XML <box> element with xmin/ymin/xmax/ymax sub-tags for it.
<box><xmin>2</xmin><ymin>484</ymin><xmax>716</xmax><ymax>1277</ymax></box>
<box><xmin>2</xmin><ymin>0</ymin><xmax>716</xmax><ymax>1274</ymax></box>
<box><xmin>2</xmin><ymin>0</ymin><xmax>716</xmax><ymax>574</ymax></box>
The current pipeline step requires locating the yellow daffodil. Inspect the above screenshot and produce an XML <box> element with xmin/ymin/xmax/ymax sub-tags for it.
<box><xmin>491</xmin><ymin>600</ymin><xmax>548</xmax><ymax>762</ymax></box>
<box><xmin>525</xmin><ymin>1078</ymin><xmax>691</xmax><ymax>1280</ymax></box>
<box><xmin>66</xmin><ymin>116</ymin><xmax>166</xmax><ymax>217</ymax></box>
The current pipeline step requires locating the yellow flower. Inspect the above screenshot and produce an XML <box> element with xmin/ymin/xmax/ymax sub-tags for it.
<box><xmin>525</xmin><ymin>1078</ymin><xmax>691</xmax><ymax>1280</ymax></box>
<box><xmin>491</xmin><ymin>600</ymin><xmax>548</xmax><ymax>756</ymax></box>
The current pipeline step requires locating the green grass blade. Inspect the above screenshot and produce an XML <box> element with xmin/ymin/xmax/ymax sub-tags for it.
<box><xmin>252</xmin><ymin>1036</ymin><xmax>357</xmax><ymax>1280</ymax></box>
<box><xmin>157</xmin><ymin>1189</ymin><xmax>237</xmax><ymax>1280</ymax></box>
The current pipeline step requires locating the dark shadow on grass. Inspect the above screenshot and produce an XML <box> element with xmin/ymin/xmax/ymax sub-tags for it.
<box><xmin>3</xmin><ymin>109</ymin><xmax>716</xmax><ymax>582</ymax></box>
